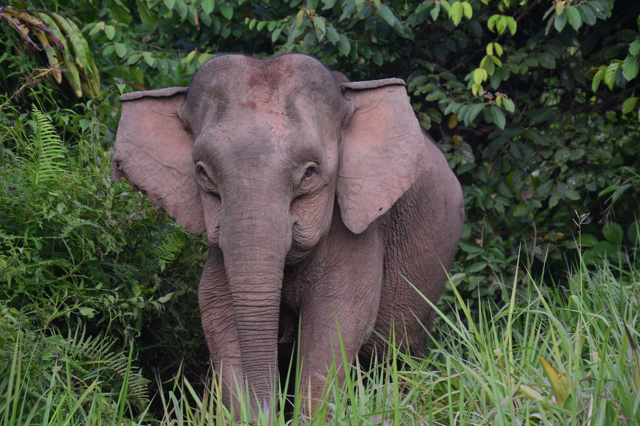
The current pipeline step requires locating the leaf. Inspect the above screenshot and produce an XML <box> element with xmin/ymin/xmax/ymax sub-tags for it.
<box><xmin>449</xmin><ymin>1</ymin><xmax>463</xmax><ymax>26</ymax></box>
<box><xmin>539</xmin><ymin>357</ymin><xmax>569</xmax><ymax>407</ymax></box>
<box><xmin>220</xmin><ymin>3</ymin><xmax>233</xmax><ymax>21</ymax></box>
<box><xmin>114</xmin><ymin>42</ymin><xmax>127</xmax><ymax>57</ymax></box>
<box><xmin>566</xmin><ymin>6</ymin><xmax>581</xmax><ymax>31</ymax></box>
<box><xmin>326</xmin><ymin>26</ymin><xmax>339</xmax><ymax>44</ymax></box>
<box><xmin>592</xmin><ymin>67</ymin><xmax>605</xmax><ymax>92</ymax></box>
<box><xmin>458</xmin><ymin>240</ymin><xmax>483</xmax><ymax>254</ymax></box>
<box><xmin>623</xmin><ymin>55</ymin><xmax>640</xmax><ymax>81</ymax></box>
<box><xmin>630</xmin><ymin>41</ymin><xmax>640</xmax><ymax>56</ymax></box>
<box><xmin>483</xmin><ymin>136</ymin><xmax>507</xmax><ymax>160</ymax></box>
<box><xmin>430</xmin><ymin>3</ymin><xmax>440</xmax><ymax>21</ymax></box>
<box><xmin>605</xmin><ymin>61</ymin><xmax>622</xmax><ymax>89</ymax></box>
<box><xmin>491</xmin><ymin>105</ymin><xmax>506</xmax><ymax>129</ymax></box>
<box><xmin>163</xmin><ymin>0</ymin><xmax>175</xmax><ymax>9</ymax></box>
<box><xmin>622</xmin><ymin>96</ymin><xmax>638</xmax><ymax>114</ymax></box>
<box><xmin>202</xmin><ymin>0</ymin><xmax>214</xmax><ymax>15</ymax></box>
<box><xmin>271</xmin><ymin>26</ymin><xmax>283</xmax><ymax>43</ymax></box>
<box><xmin>611</xmin><ymin>183</ymin><xmax>632</xmax><ymax>204</ymax></box>
<box><xmin>105</xmin><ymin>25</ymin><xmax>116</xmax><ymax>39</ymax></box>
<box><xmin>579</xmin><ymin>234</ymin><xmax>598</xmax><ymax>247</ymax></box>
<box><xmin>174</xmin><ymin>0</ymin><xmax>188</xmax><ymax>19</ymax></box>
<box><xmin>462</xmin><ymin>1</ymin><xmax>472</xmax><ymax>19</ymax></box>
<box><xmin>312</xmin><ymin>16</ymin><xmax>326</xmax><ymax>40</ymax></box>
<box><xmin>296</xmin><ymin>9</ymin><xmax>304</xmax><ymax>27</ymax></box>
<box><xmin>466</xmin><ymin>103</ymin><xmax>485</xmax><ymax>125</ymax></box>
<box><xmin>578</xmin><ymin>4</ymin><xmax>596</xmax><ymax>26</ymax></box>
<box><xmin>555</xmin><ymin>7</ymin><xmax>568</xmax><ymax>32</ymax></box>
<box><xmin>142</xmin><ymin>51</ymin><xmax>155</xmax><ymax>66</ymax></box>
<box><xmin>378</xmin><ymin>5</ymin><xmax>396</xmax><ymax>27</ymax></box>
<box><xmin>503</xmin><ymin>98</ymin><xmax>515</xmax><ymax>113</ymax></box>
<box><xmin>539</xmin><ymin>52</ymin><xmax>556</xmax><ymax>69</ymax></box>
<box><xmin>506</xmin><ymin>16</ymin><xmax>516</xmax><ymax>36</ymax></box>
<box><xmin>322</xmin><ymin>0</ymin><xmax>337</xmax><ymax>9</ymax></box>
<box><xmin>602</xmin><ymin>222</ymin><xmax>624</xmax><ymax>244</ymax></box>
<box><xmin>158</xmin><ymin>293</ymin><xmax>174</xmax><ymax>303</ymax></box>
<box><xmin>530</xmin><ymin>106</ymin><xmax>554</xmax><ymax>126</ymax></box>
<box><xmin>338</xmin><ymin>33</ymin><xmax>350</xmax><ymax>56</ymax></box>
<box><xmin>136</xmin><ymin>0</ymin><xmax>158</xmax><ymax>26</ymax></box>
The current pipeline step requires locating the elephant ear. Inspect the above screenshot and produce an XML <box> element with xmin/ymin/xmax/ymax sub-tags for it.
<box><xmin>112</xmin><ymin>87</ymin><xmax>206</xmax><ymax>234</ymax></box>
<box><xmin>337</xmin><ymin>79</ymin><xmax>430</xmax><ymax>234</ymax></box>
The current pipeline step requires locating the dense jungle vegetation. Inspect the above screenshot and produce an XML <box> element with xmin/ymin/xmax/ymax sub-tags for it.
<box><xmin>1</xmin><ymin>0</ymin><xmax>639</xmax><ymax>423</ymax></box>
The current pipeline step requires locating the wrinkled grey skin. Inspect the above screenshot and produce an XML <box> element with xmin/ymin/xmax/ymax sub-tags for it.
<box><xmin>112</xmin><ymin>54</ymin><xmax>464</xmax><ymax>416</ymax></box>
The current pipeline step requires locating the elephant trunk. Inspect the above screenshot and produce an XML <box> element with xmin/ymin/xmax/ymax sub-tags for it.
<box><xmin>219</xmin><ymin>196</ymin><xmax>291</xmax><ymax>415</ymax></box>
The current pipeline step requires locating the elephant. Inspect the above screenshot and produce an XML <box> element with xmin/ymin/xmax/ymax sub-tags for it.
<box><xmin>112</xmin><ymin>53</ymin><xmax>464</xmax><ymax>416</ymax></box>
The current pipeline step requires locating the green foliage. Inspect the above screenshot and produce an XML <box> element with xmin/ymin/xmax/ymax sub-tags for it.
<box><xmin>0</xmin><ymin>307</ymin><xmax>151</xmax><ymax>424</ymax></box>
<box><xmin>2</xmin><ymin>0</ymin><xmax>640</xmax><ymax>418</ymax></box>
<box><xmin>0</xmin><ymin>96</ymin><xmax>209</xmax><ymax>383</ymax></box>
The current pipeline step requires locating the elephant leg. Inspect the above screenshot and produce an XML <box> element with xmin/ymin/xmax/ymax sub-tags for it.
<box><xmin>199</xmin><ymin>248</ymin><xmax>244</xmax><ymax>413</ymax></box>
<box><xmin>296</xmin><ymin>221</ymin><xmax>383</xmax><ymax>414</ymax></box>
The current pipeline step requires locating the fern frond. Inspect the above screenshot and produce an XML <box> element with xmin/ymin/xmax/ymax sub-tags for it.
<box><xmin>61</xmin><ymin>322</ymin><xmax>151</xmax><ymax>410</ymax></box>
<box><xmin>155</xmin><ymin>231</ymin><xmax>185</xmax><ymax>262</ymax></box>
<box><xmin>25</xmin><ymin>105</ymin><xmax>67</xmax><ymax>189</ymax></box>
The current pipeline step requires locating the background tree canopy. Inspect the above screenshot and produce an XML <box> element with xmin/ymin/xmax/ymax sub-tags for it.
<box><xmin>1</xmin><ymin>0</ymin><xmax>639</xmax><ymax>410</ymax></box>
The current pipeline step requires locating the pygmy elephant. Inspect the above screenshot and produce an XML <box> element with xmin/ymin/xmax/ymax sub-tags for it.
<box><xmin>112</xmin><ymin>53</ymin><xmax>464</xmax><ymax>415</ymax></box>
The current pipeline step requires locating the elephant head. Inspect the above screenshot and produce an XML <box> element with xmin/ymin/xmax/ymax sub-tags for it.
<box><xmin>112</xmin><ymin>54</ymin><xmax>430</xmax><ymax>411</ymax></box>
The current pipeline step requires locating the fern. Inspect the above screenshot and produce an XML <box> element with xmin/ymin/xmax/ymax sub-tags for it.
<box><xmin>155</xmin><ymin>230</ymin><xmax>185</xmax><ymax>263</ymax></box>
<box><xmin>24</xmin><ymin>105</ymin><xmax>66</xmax><ymax>190</ymax></box>
<box><xmin>62</xmin><ymin>322</ymin><xmax>151</xmax><ymax>410</ymax></box>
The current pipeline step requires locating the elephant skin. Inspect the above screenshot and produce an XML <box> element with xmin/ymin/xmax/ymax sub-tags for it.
<box><xmin>112</xmin><ymin>53</ymin><xmax>465</xmax><ymax>417</ymax></box>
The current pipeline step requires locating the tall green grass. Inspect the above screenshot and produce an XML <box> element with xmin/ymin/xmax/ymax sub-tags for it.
<box><xmin>3</xmin><ymin>252</ymin><xmax>638</xmax><ymax>425</ymax></box>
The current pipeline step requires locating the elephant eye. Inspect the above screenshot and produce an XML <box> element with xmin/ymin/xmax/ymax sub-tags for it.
<box><xmin>197</xmin><ymin>165</ymin><xmax>208</xmax><ymax>178</ymax></box>
<box><xmin>303</xmin><ymin>167</ymin><xmax>316</xmax><ymax>179</ymax></box>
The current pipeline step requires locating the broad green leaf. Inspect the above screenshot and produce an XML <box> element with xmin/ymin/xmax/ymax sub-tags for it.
<box><xmin>430</xmin><ymin>3</ymin><xmax>440</xmax><ymax>21</ymax></box>
<box><xmin>127</xmin><ymin>53</ymin><xmax>141</xmax><ymax>64</ymax></box>
<box><xmin>503</xmin><ymin>98</ymin><xmax>515</xmax><ymax>113</ymax></box>
<box><xmin>577</xmin><ymin>4</ymin><xmax>596</xmax><ymax>26</ymax></box>
<box><xmin>611</xmin><ymin>184</ymin><xmax>631</xmax><ymax>204</ymax></box>
<box><xmin>630</xmin><ymin>41</ymin><xmax>640</xmax><ymax>56</ymax></box>
<box><xmin>623</xmin><ymin>55</ymin><xmax>640</xmax><ymax>81</ymax></box>
<box><xmin>104</xmin><ymin>25</ymin><xmax>116</xmax><ymax>40</ymax></box>
<box><xmin>467</xmin><ymin>103</ymin><xmax>485</xmax><ymax>125</ymax></box>
<box><xmin>136</xmin><ymin>0</ymin><xmax>158</xmax><ymax>26</ymax></box>
<box><xmin>220</xmin><ymin>3</ymin><xmax>233</xmax><ymax>21</ymax></box>
<box><xmin>271</xmin><ymin>26</ymin><xmax>283</xmax><ymax>42</ymax></box>
<box><xmin>506</xmin><ymin>16</ymin><xmax>516</xmax><ymax>36</ymax></box>
<box><xmin>564</xmin><ymin>188</ymin><xmax>580</xmax><ymax>201</ymax></box>
<box><xmin>163</xmin><ymin>0</ymin><xmax>175</xmax><ymax>9</ymax></box>
<box><xmin>566</xmin><ymin>6</ymin><xmax>581</xmax><ymax>31</ymax></box>
<box><xmin>337</xmin><ymin>33</ymin><xmax>350</xmax><ymax>56</ymax></box>
<box><xmin>603</xmin><ymin>222</ymin><xmax>624</xmax><ymax>244</ymax></box>
<box><xmin>201</xmin><ymin>0</ymin><xmax>214</xmax><ymax>15</ymax></box>
<box><xmin>326</xmin><ymin>26</ymin><xmax>339</xmax><ymax>43</ymax></box>
<box><xmin>579</xmin><ymin>234</ymin><xmax>598</xmax><ymax>247</ymax></box>
<box><xmin>491</xmin><ymin>105</ymin><xmax>505</xmax><ymax>129</ymax></box>
<box><xmin>322</xmin><ymin>0</ymin><xmax>337</xmax><ymax>9</ymax></box>
<box><xmin>114</xmin><ymin>42</ymin><xmax>127</xmax><ymax>57</ymax></box>
<box><xmin>458</xmin><ymin>240</ymin><xmax>483</xmax><ymax>254</ymax></box>
<box><xmin>312</xmin><ymin>16</ymin><xmax>326</xmax><ymax>40</ymax></box>
<box><xmin>539</xmin><ymin>53</ymin><xmax>556</xmax><ymax>69</ymax></box>
<box><xmin>296</xmin><ymin>9</ymin><xmax>304</xmax><ymax>27</ymax></box>
<box><xmin>462</xmin><ymin>1</ymin><xmax>472</xmax><ymax>19</ymax></box>
<box><xmin>605</xmin><ymin>61</ymin><xmax>622</xmax><ymax>89</ymax></box>
<box><xmin>142</xmin><ymin>51</ymin><xmax>155</xmax><ymax>66</ymax></box>
<box><xmin>378</xmin><ymin>5</ymin><xmax>396</xmax><ymax>27</ymax></box>
<box><xmin>175</xmin><ymin>0</ymin><xmax>188</xmax><ymax>19</ymax></box>
<box><xmin>449</xmin><ymin>1</ymin><xmax>462</xmax><ymax>26</ymax></box>
<box><xmin>555</xmin><ymin>9</ymin><xmax>567</xmax><ymax>32</ymax></box>
<box><xmin>592</xmin><ymin>67</ymin><xmax>605</xmax><ymax>92</ymax></box>
<box><xmin>622</xmin><ymin>96</ymin><xmax>638</xmax><ymax>114</ymax></box>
